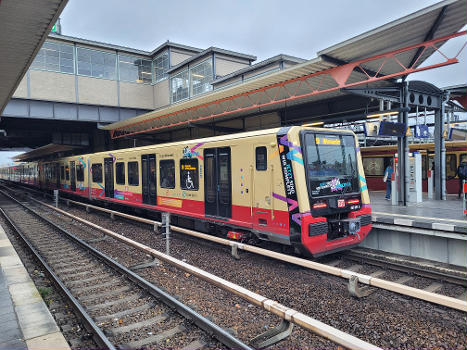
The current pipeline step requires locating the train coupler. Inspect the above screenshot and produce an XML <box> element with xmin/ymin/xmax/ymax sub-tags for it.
<box><xmin>348</xmin><ymin>275</ymin><xmax>375</xmax><ymax>298</ymax></box>
<box><xmin>250</xmin><ymin>319</ymin><xmax>293</xmax><ymax>350</ymax></box>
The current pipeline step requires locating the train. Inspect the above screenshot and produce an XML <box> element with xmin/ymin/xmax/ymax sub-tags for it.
<box><xmin>0</xmin><ymin>126</ymin><xmax>372</xmax><ymax>257</ymax></box>
<box><xmin>361</xmin><ymin>141</ymin><xmax>467</xmax><ymax>194</ymax></box>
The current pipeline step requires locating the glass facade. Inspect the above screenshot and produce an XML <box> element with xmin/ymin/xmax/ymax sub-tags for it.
<box><xmin>119</xmin><ymin>54</ymin><xmax>152</xmax><ymax>84</ymax></box>
<box><xmin>77</xmin><ymin>47</ymin><xmax>117</xmax><ymax>80</ymax></box>
<box><xmin>190</xmin><ymin>59</ymin><xmax>213</xmax><ymax>96</ymax></box>
<box><xmin>31</xmin><ymin>41</ymin><xmax>74</xmax><ymax>73</ymax></box>
<box><xmin>170</xmin><ymin>69</ymin><xmax>189</xmax><ymax>103</ymax></box>
<box><xmin>153</xmin><ymin>50</ymin><xmax>169</xmax><ymax>82</ymax></box>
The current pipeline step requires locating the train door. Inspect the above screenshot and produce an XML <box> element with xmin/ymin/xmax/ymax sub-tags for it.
<box><xmin>142</xmin><ymin>154</ymin><xmax>157</xmax><ymax>205</ymax></box>
<box><xmin>204</xmin><ymin>147</ymin><xmax>231</xmax><ymax>218</ymax></box>
<box><xmin>104</xmin><ymin>157</ymin><xmax>114</xmax><ymax>198</ymax></box>
<box><xmin>55</xmin><ymin>164</ymin><xmax>60</xmax><ymax>189</ymax></box>
<box><xmin>70</xmin><ymin>161</ymin><xmax>76</xmax><ymax>192</ymax></box>
<box><xmin>252</xmin><ymin>146</ymin><xmax>272</xmax><ymax>228</ymax></box>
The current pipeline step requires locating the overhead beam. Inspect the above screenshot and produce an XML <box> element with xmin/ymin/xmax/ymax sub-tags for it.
<box><xmin>188</xmin><ymin>122</ymin><xmax>243</xmax><ymax>133</ymax></box>
<box><xmin>110</xmin><ymin>31</ymin><xmax>466</xmax><ymax>139</ymax></box>
<box><xmin>407</xmin><ymin>6</ymin><xmax>448</xmax><ymax>73</ymax></box>
<box><xmin>320</xmin><ymin>54</ymin><xmax>396</xmax><ymax>82</ymax></box>
<box><xmin>342</xmin><ymin>87</ymin><xmax>401</xmax><ymax>103</ymax></box>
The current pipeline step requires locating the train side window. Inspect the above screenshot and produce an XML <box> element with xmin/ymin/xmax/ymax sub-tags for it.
<box><xmin>461</xmin><ymin>153</ymin><xmax>467</xmax><ymax>163</ymax></box>
<box><xmin>180</xmin><ymin>158</ymin><xmax>198</xmax><ymax>190</ymax></box>
<box><xmin>160</xmin><ymin>159</ymin><xmax>175</xmax><ymax>189</ymax></box>
<box><xmin>128</xmin><ymin>161</ymin><xmax>139</xmax><ymax>186</ymax></box>
<box><xmin>116</xmin><ymin>162</ymin><xmax>125</xmax><ymax>185</ymax></box>
<box><xmin>76</xmin><ymin>164</ymin><xmax>84</xmax><ymax>181</ymax></box>
<box><xmin>60</xmin><ymin>166</ymin><xmax>65</xmax><ymax>179</ymax></box>
<box><xmin>256</xmin><ymin>146</ymin><xmax>267</xmax><ymax>171</ymax></box>
<box><xmin>65</xmin><ymin>165</ymin><xmax>70</xmax><ymax>180</ymax></box>
<box><xmin>446</xmin><ymin>154</ymin><xmax>457</xmax><ymax>179</ymax></box>
<box><xmin>92</xmin><ymin>164</ymin><xmax>103</xmax><ymax>183</ymax></box>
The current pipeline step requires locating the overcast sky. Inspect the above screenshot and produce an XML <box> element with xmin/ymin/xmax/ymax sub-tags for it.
<box><xmin>2</xmin><ymin>0</ymin><xmax>466</xmax><ymax>164</ymax></box>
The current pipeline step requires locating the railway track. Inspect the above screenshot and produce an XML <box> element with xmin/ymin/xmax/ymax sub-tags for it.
<box><xmin>0</xmin><ymin>192</ymin><xmax>252</xmax><ymax>350</ymax></box>
<box><xmin>2</xmin><ymin>182</ymin><xmax>467</xmax><ymax>350</ymax></box>
<box><xmin>3</xmin><ymin>181</ymin><xmax>467</xmax><ymax>312</ymax></box>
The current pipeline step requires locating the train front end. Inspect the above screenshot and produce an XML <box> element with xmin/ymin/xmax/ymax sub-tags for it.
<box><xmin>277</xmin><ymin>126</ymin><xmax>372</xmax><ymax>257</ymax></box>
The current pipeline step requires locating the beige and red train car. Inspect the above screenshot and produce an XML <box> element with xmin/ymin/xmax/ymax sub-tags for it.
<box><xmin>2</xmin><ymin>126</ymin><xmax>372</xmax><ymax>257</ymax></box>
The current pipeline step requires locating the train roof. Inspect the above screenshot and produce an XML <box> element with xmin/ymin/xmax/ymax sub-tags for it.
<box><xmin>58</xmin><ymin>126</ymin><xmax>356</xmax><ymax>160</ymax></box>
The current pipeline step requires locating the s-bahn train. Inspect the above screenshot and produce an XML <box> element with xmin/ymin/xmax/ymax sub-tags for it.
<box><xmin>361</xmin><ymin>141</ymin><xmax>467</xmax><ymax>194</ymax></box>
<box><xmin>1</xmin><ymin>126</ymin><xmax>372</xmax><ymax>257</ymax></box>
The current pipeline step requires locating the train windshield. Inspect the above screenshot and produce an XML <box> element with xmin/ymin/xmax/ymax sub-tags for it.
<box><xmin>303</xmin><ymin>133</ymin><xmax>359</xmax><ymax>197</ymax></box>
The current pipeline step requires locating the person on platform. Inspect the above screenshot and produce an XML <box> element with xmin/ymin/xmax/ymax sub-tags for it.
<box><xmin>455</xmin><ymin>159</ymin><xmax>467</xmax><ymax>199</ymax></box>
<box><xmin>384</xmin><ymin>162</ymin><xmax>393</xmax><ymax>200</ymax></box>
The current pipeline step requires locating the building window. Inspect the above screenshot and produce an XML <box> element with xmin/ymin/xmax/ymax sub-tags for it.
<box><xmin>119</xmin><ymin>54</ymin><xmax>152</xmax><ymax>84</ymax></box>
<box><xmin>31</xmin><ymin>41</ymin><xmax>74</xmax><ymax>74</ymax></box>
<box><xmin>190</xmin><ymin>59</ymin><xmax>213</xmax><ymax>96</ymax></box>
<box><xmin>180</xmin><ymin>159</ymin><xmax>198</xmax><ymax>190</ymax></box>
<box><xmin>160</xmin><ymin>160</ymin><xmax>175</xmax><ymax>188</ymax></box>
<box><xmin>76</xmin><ymin>164</ymin><xmax>84</xmax><ymax>181</ymax></box>
<box><xmin>77</xmin><ymin>47</ymin><xmax>116</xmax><ymax>80</ymax></box>
<box><xmin>92</xmin><ymin>164</ymin><xmax>103</xmax><ymax>183</ymax></box>
<box><xmin>128</xmin><ymin>161</ymin><xmax>139</xmax><ymax>186</ymax></box>
<box><xmin>256</xmin><ymin>147</ymin><xmax>267</xmax><ymax>171</ymax></box>
<box><xmin>116</xmin><ymin>162</ymin><xmax>125</xmax><ymax>185</ymax></box>
<box><xmin>170</xmin><ymin>69</ymin><xmax>189</xmax><ymax>103</ymax></box>
<box><xmin>153</xmin><ymin>50</ymin><xmax>169</xmax><ymax>82</ymax></box>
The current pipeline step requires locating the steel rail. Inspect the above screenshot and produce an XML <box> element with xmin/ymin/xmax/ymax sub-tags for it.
<box><xmin>0</xmin><ymin>190</ymin><xmax>254</xmax><ymax>350</ymax></box>
<box><xmin>18</xmin><ymin>194</ymin><xmax>384</xmax><ymax>350</ymax></box>
<box><xmin>41</xmin><ymin>194</ymin><xmax>467</xmax><ymax>313</ymax></box>
<box><xmin>4</xmin><ymin>183</ymin><xmax>466</xmax><ymax>311</ymax></box>
<box><xmin>343</xmin><ymin>250</ymin><xmax>467</xmax><ymax>286</ymax></box>
<box><xmin>0</xmin><ymin>206</ymin><xmax>117</xmax><ymax>350</ymax></box>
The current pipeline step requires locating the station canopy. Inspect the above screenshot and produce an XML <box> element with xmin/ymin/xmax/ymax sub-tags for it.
<box><xmin>13</xmin><ymin>143</ymin><xmax>82</xmax><ymax>162</ymax></box>
<box><xmin>103</xmin><ymin>0</ymin><xmax>467</xmax><ymax>139</ymax></box>
<box><xmin>0</xmin><ymin>0</ymin><xmax>68</xmax><ymax>115</ymax></box>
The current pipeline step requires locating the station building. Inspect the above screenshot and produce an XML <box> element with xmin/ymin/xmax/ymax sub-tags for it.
<box><xmin>4</xmin><ymin>32</ymin><xmax>312</xmax><ymax>150</ymax></box>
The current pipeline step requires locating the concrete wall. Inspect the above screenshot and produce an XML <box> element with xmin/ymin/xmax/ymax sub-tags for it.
<box><xmin>29</xmin><ymin>70</ymin><xmax>76</xmax><ymax>103</ymax></box>
<box><xmin>12</xmin><ymin>76</ymin><xmax>28</xmax><ymax>98</ymax></box>
<box><xmin>215</xmin><ymin>55</ymin><xmax>250</xmax><ymax>77</ymax></box>
<box><xmin>78</xmin><ymin>76</ymin><xmax>118</xmax><ymax>106</ymax></box>
<box><xmin>120</xmin><ymin>82</ymin><xmax>154</xmax><ymax>109</ymax></box>
<box><xmin>361</xmin><ymin>227</ymin><xmax>467</xmax><ymax>267</ymax></box>
<box><xmin>153</xmin><ymin>79</ymin><xmax>170</xmax><ymax>109</ymax></box>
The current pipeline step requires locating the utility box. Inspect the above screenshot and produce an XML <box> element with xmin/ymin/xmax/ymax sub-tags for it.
<box><xmin>408</xmin><ymin>152</ymin><xmax>422</xmax><ymax>203</ymax></box>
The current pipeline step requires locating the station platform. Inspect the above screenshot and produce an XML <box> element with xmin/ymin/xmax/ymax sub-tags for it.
<box><xmin>0</xmin><ymin>225</ymin><xmax>70</xmax><ymax>350</ymax></box>
<box><xmin>369</xmin><ymin>191</ymin><xmax>467</xmax><ymax>234</ymax></box>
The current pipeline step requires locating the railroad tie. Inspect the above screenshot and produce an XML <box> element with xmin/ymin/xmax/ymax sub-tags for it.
<box><xmin>423</xmin><ymin>282</ymin><xmax>443</xmax><ymax>294</ymax></box>
<box><xmin>347</xmin><ymin>264</ymin><xmax>363</xmax><ymax>272</ymax></box>
<box><xmin>179</xmin><ymin>340</ymin><xmax>207</xmax><ymax>350</ymax></box>
<box><xmin>105</xmin><ymin>313</ymin><xmax>168</xmax><ymax>336</ymax></box>
<box><xmin>117</xmin><ymin>325</ymin><xmax>186</xmax><ymax>350</ymax></box>
<box><xmin>66</xmin><ymin>274</ymin><xmax>107</xmax><ymax>288</ymax></box>
<box><xmin>394</xmin><ymin>276</ymin><xmax>414</xmax><ymax>284</ymax></box>
<box><xmin>456</xmin><ymin>290</ymin><xmax>467</xmax><ymax>302</ymax></box>
<box><xmin>326</xmin><ymin>260</ymin><xmax>341</xmax><ymax>267</ymax></box>
<box><xmin>86</xmin><ymin>294</ymin><xmax>142</xmax><ymax>312</ymax></box>
<box><xmin>79</xmin><ymin>286</ymin><xmax>132</xmax><ymax>302</ymax></box>
<box><xmin>94</xmin><ymin>303</ymin><xmax>154</xmax><ymax>323</ymax></box>
<box><xmin>71</xmin><ymin>278</ymin><xmax>121</xmax><ymax>294</ymax></box>
<box><xmin>369</xmin><ymin>270</ymin><xmax>386</xmax><ymax>278</ymax></box>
